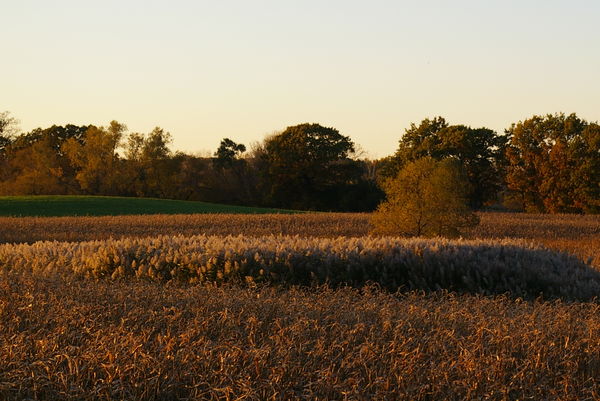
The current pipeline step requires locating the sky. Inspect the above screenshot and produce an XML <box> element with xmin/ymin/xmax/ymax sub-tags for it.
<box><xmin>2</xmin><ymin>0</ymin><xmax>600</xmax><ymax>158</ymax></box>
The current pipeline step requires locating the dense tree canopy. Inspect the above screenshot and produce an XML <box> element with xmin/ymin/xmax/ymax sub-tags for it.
<box><xmin>123</xmin><ymin>127</ymin><xmax>174</xmax><ymax>198</ymax></box>
<box><xmin>0</xmin><ymin>111</ymin><xmax>597</xmax><ymax>214</ymax></box>
<box><xmin>262</xmin><ymin>123</ymin><xmax>356</xmax><ymax>210</ymax></box>
<box><xmin>11</xmin><ymin>124</ymin><xmax>89</xmax><ymax>155</ymax></box>
<box><xmin>390</xmin><ymin>117</ymin><xmax>507</xmax><ymax>208</ymax></box>
<box><xmin>0</xmin><ymin>123</ymin><xmax>91</xmax><ymax>195</ymax></box>
<box><xmin>63</xmin><ymin>121</ymin><xmax>126</xmax><ymax>195</ymax></box>
<box><xmin>505</xmin><ymin>113</ymin><xmax>600</xmax><ymax>213</ymax></box>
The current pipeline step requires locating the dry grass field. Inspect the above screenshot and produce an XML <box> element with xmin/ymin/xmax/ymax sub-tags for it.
<box><xmin>1</xmin><ymin>212</ymin><xmax>598</xmax><ymax>268</ymax></box>
<box><xmin>1</xmin><ymin>211</ymin><xmax>599</xmax><ymax>400</ymax></box>
<box><xmin>3</xmin><ymin>276</ymin><xmax>600</xmax><ymax>400</ymax></box>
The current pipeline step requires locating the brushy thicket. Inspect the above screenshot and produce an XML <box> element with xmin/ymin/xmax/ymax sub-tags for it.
<box><xmin>2</xmin><ymin>275</ymin><xmax>600</xmax><ymax>400</ymax></box>
<box><xmin>1</xmin><ymin>234</ymin><xmax>598</xmax><ymax>301</ymax></box>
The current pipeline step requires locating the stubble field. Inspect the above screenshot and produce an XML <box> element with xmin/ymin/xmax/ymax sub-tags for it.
<box><xmin>1</xmin><ymin>212</ymin><xmax>599</xmax><ymax>400</ymax></box>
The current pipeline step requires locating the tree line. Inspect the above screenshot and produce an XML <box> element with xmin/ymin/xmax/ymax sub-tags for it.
<box><xmin>0</xmin><ymin>111</ymin><xmax>598</xmax><ymax>213</ymax></box>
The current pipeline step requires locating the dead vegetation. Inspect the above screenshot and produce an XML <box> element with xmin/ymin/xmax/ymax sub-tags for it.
<box><xmin>1</xmin><ymin>211</ymin><xmax>599</xmax><ymax>399</ymax></box>
<box><xmin>1</xmin><ymin>235</ymin><xmax>597</xmax><ymax>301</ymax></box>
<box><xmin>1</xmin><ymin>212</ymin><xmax>597</xmax><ymax>268</ymax></box>
<box><xmin>2</xmin><ymin>275</ymin><xmax>600</xmax><ymax>400</ymax></box>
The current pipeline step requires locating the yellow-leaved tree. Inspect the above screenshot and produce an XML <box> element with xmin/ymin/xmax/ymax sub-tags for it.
<box><xmin>62</xmin><ymin>121</ymin><xmax>126</xmax><ymax>195</ymax></box>
<box><xmin>371</xmin><ymin>157</ymin><xmax>479</xmax><ymax>237</ymax></box>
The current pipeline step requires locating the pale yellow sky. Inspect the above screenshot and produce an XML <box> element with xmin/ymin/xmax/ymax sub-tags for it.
<box><xmin>3</xmin><ymin>0</ymin><xmax>599</xmax><ymax>158</ymax></box>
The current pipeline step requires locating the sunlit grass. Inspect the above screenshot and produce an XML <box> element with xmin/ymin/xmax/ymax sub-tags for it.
<box><xmin>1</xmin><ymin>211</ymin><xmax>599</xmax><ymax>399</ymax></box>
<box><xmin>1</xmin><ymin>211</ymin><xmax>597</xmax><ymax>268</ymax></box>
<box><xmin>2</xmin><ymin>275</ymin><xmax>600</xmax><ymax>400</ymax></box>
<box><xmin>1</xmin><ymin>234</ymin><xmax>596</xmax><ymax>301</ymax></box>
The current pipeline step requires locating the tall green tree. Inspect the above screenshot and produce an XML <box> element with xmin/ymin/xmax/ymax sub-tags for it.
<box><xmin>213</xmin><ymin>138</ymin><xmax>246</xmax><ymax>170</ymax></box>
<box><xmin>261</xmin><ymin>123</ymin><xmax>358</xmax><ymax>210</ymax></box>
<box><xmin>208</xmin><ymin>138</ymin><xmax>257</xmax><ymax>204</ymax></box>
<box><xmin>391</xmin><ymin>117</ymin><xmax>507</xmax><ymax>208</ymax></box>
<box><xmin>123</xmin><ymin>127</ymin><xmax>174</xmax><ymax>197</ymax></box>
<box><xmin>505</xmin><ymin>113</ymin><xmax>600</xmax><ymax>213</ymax></box>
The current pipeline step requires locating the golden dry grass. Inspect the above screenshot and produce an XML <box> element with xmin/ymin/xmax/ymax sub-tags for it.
<box><xmin>0</xmin><ymin>213</ymin><xmax>368</xmax><ymax>243</ymax></box>
<box><xmin>467</xmin><ymin>213</ymin><xmax>600</xmax><ymax>269</ymax></box>
<box><xmin>1</xmin><ymin>212</ymin><xmax>597</xmax><ymax>267</ymax></box>
<box><xmin>2</xmin><ymin>275</ymin><xmax>600</xmax><ymax>400</ymax></box>
<box><xmin>1</xmin><ymin>211</ymin><xmax>599</xmax><ymax>399</ymax></box>
<box><xmin>2</xmin><ymin>235</ymin><xmax>597</xmax><ymax>301</ymax></box>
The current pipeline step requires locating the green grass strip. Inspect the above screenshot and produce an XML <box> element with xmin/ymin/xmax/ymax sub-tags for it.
<box><xmin>0</xmin><ymin>195</ymin><xmax>297</xmax><ymax>217</ymax></box>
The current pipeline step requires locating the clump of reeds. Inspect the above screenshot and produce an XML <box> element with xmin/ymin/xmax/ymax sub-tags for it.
<box><xmin>1</xmin><ymin>212</ymin><xmax>597</xmax><ymax>268</ymax></box>
<box><xmin>1</xmin><ymin>234</ymin><xmax>598</xmax><ymax>301</ymax></box>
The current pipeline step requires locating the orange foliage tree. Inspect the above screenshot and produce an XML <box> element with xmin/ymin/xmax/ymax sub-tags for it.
<box><xmin>505</xmin><ymin>113</ymin><xmax>600</xmax><ymax>213</ymax></box>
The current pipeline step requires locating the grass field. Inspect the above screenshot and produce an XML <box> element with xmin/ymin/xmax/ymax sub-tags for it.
<box><xmin>1</xmin><ymin>210</ymin><xmax>600</xmax><ymax>399</ymax></box>
<box><xmin>0</xmin><ymin>195</ymin><xmax>295</xmax><ymax>217</ymax></box>
<box><xmin>3</xmin><ymin>276</ymin><xmax>600</xmax><ymax>400</ymax></box>
<box><xmin>1</xmin><ymin>211</ymin><xmax>597</xmax><ymax>269</ymax></box>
